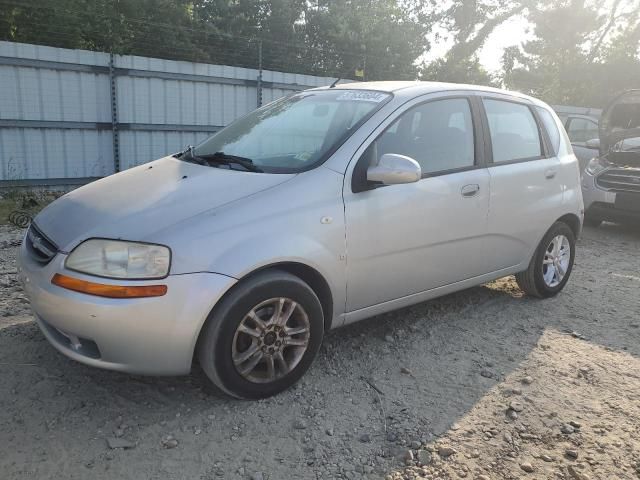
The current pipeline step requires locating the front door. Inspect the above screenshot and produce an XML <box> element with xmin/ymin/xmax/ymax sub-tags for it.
<box><xmin>343</xmin><ymin>95</ymin><xmax>491</xmax><ymax>313</ymax></box>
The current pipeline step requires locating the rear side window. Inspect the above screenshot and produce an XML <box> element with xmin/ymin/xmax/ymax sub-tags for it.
<box><xmin>483</xmin><ymin>99</ymin><xmax>542</xmax><ymax>163</ymax></box>
<box><xmin>536</xmin><ymin>107</ymin><xmax>561</xmax><ymax>155</ymax></box>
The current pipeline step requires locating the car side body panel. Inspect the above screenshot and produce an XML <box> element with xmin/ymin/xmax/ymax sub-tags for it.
<box><xmin>153</xmin><ymin>166</ymin><xmax>348</xmax><ymax>326</ymax></box>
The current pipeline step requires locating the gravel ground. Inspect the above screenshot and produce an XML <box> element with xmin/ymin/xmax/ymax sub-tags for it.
<box><xmin>1</xmin><ymin>223</ymin><xmax>639</xmax><ymax>480</ymax></box>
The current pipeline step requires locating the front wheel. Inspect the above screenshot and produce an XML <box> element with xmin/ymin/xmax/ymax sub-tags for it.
<box><xmin>516</xmin><ymin>222</ymin><xmax>576</xmax><ymax>298</ymax></box>
<box><xmin>197</xmin><ymin>270</ymin><xmax>324</xmax><ymax>399</ymax></box>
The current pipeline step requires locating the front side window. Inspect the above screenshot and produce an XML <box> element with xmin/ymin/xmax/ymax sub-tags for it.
<box><xmin>567</xmin><ymin>117</ymin><xmax>599</xmax><ymax>144</ymax></box>
<box><xmin>193</xmin><ymin>90</ymin><xmax>390</xmax><ymax>173</ymax></box>
<box><xmin>363</xmin><ymin>98</ymin><xmax>475</xmax><ymax>175</ymax></box>
<box><xmin>484</xmin><ymin>99</ymin><xmax>542</xmax><ymax>163</ymax></box>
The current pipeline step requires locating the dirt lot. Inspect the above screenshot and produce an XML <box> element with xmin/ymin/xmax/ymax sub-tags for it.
<box><xmin>1</xmin><ymin>223</ymin><xmax>639</xmax><ymax>480</ymax></box>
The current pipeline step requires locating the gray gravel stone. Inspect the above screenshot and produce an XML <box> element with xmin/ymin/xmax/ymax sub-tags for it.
<box><xmin>509</xmin><ymin>401</ymin><xmax>524</xmax><ymax>412</ymax></box>
<box><xmin>293</xmin><ymin>419</ymin><xmax>307</xmax><ymax>430</ymax></box>
<box><xmin>565</xmin><ymin>448</ymin><xmax>579</xmax><ymax>459</ymax></box>
<box><xmin>161</xmin><ymin>435</ymin><xmax>178</xmax><ymax>449</ymax></box>
<box><xmin>106</xmin><ymin>437</ymin><xmax>135</xmax><ymax>449</ymax></box>
<box><xmin>520</xmin><ymin>462</ymin><xmax>535</xmax><ymax>473</ymax></box>
<box><xmin>416</xmin><ymin>450</ymin><xmax>432</xmax><ymax>465</ymax></box>
<box><xmin>437</xmin><ymin>446</ymin><xmax>457</xmax><ymax>458</ymax></box>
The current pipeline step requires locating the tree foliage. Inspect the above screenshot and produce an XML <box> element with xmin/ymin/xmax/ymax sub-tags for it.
<box><xmin>0</xmin><ymin>0</ymin><xmax>432</xmax><ymax>79</ymax></box>
<box><xmin>503</xmin><ymin>0</ymin><xmax>640</xmax><ymax>106</ymax></box>
<box><xmin>419</xmin><ymin>0</ymin><xmax>538</xmax><ymax>85</ymax></box>
<box><xmin>1</xmin><ymin>0</ymin><xmax>640</xmax><ymax>106</ymax></box>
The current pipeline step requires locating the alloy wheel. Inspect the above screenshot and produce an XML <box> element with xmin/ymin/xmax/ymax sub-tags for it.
<box><xmin>231</xmin><ymin>297</ymin><xmax>310</xmax><ymax>383</ymax></box>
<box><xmin>542</xmin><ymin>234</ymin><xmax>571</xmax><ymax>287</ymax></box>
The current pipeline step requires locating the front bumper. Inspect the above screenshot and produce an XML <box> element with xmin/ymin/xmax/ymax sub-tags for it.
<box><xmin>581</xmin><ymin>171</ymin><xmax>640</xmax><ymax>223</ymax></box>
<box><xmin>18</xmin><ymin>240</ymin><xmax>236</xmax><ymax>375</ymax></box>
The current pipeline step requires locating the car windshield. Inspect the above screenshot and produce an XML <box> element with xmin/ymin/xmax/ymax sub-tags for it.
<box><xmin>192</xmin><ymin>89</ymin><xmax>391</xmax><ymax>173</ymax></box>
<box><xmin>615</xmin><ymin>136</ymin><xmax>640</xmax><ymax>151</ymax></box>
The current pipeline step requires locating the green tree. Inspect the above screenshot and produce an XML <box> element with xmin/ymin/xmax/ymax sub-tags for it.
<box><xmin>0</xmin><ymin>0</ymin><xmax>204</xmax><ymax>60</ymax></box>
<box><xmin>503</xmin><ymin>0</ymin><xmax>640</xmax><ymax>106</ymax></box>
<box><xmin>302</xmin><ymin>0</ymin><xmax>433</xmax><ymax>79</ymax></box>
<box><xmin>420</xmin><ymin>0</ymin><xmax>536</xmax><ymax>85</ymax></box>
<box><xmin>0</xmin><ymin>0</ymin><xmax>435</xmax><ymax>79</ymax></box>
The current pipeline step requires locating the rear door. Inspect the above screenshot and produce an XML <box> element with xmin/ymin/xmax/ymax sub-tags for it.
<box><xmin>480</xmin><ymin>96</ymin><xmax>563</xmax><ymax>270</ymax></box>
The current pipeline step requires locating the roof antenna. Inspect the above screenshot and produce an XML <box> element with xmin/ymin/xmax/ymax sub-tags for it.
<box><xmin>329</xmin><ymin>78</ymin><xmax>341</xmax><ymax>88</ymax></box>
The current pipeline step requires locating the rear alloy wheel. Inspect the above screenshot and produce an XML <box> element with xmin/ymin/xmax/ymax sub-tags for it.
<box><xmin>197</xmin><ymin>270</ymin><xmax>324</xmax><ymax>399</ymax></box>
<box><xmin>516</xmin><ymin>222</ymin><xmax>576</xmax><ymax>298</ymax></box>
<box><xmin>541</xmin><ymin>234</ymin><xmax>571</xmax><ymax>288</ymax></box>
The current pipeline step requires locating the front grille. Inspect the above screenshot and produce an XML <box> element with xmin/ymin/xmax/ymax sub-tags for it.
<box><xmin>25</xmin><ymin>223</ymin><xmax>58</xmax><ymax>264</ymax></box>
<box><xmin>596</xmin><ymin>168</ymin><xmax>640</xmax><ymax>193</ymax></box>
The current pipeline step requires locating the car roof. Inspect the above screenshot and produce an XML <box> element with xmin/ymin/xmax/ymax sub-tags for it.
<box><xmin>315</xmin><ymin>80</ymin><xmax>542</xmax><ymax>105</ymax></box>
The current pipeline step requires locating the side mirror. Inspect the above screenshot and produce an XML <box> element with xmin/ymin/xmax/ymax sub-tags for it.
<box><xmin>366</xmin><ymin>153</ymin><xmax>422</xmax><ymax>185</ymax></box>
<box><xmin>585</xmin><ymin>138</ymin><xmax>600</xmax><ymax>150</ymax></box>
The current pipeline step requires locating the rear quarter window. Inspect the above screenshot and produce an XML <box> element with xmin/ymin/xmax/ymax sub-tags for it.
<box><xmin>536</xmin><ymin>107</ymin><xmax>561</xmax><ymax>155</ymax></box>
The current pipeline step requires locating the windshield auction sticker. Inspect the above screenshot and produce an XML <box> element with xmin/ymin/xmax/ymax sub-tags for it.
<box><xmin>335</xmin><ymin>91</ymin><xmax>388</xmax><ymax>103</ymax></box>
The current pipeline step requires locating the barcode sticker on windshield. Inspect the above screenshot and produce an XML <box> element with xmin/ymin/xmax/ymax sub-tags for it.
<box><xmin>335</xmin><ymin>91</ymin><xmax>388</xmax><ymax>103</ymax></box>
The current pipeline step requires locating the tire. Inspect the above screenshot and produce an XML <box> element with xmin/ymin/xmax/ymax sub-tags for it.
<box><xmin>583</xmin><ymin>215</ymin><xmax>602</xmax><ymax>228</ymax></box>
<box><xmin>197</xmin><ymin>269</ymin><xmax>324</xmax><ymax>399</ymax></box>
<box><xmin>516</xmin><ymin>221</ymin><xmax>576</xmax><ymax>298</ymax></box>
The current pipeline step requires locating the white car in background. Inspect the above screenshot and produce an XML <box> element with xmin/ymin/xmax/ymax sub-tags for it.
<box><xmin>581</xmin><ymin>90</ymin><xmax>640</xmax><ymax>226</ymax></box>
<box><xmin>559</xmin><ymin>114</ymin><xmax>600</xmax><ymax>173</ymax></box>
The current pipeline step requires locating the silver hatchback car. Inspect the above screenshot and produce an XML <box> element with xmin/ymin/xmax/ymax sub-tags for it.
<box><xmin>19</xmin><ymin>82</ymin><xmax>583</xmax><ymax>398</ymax></box>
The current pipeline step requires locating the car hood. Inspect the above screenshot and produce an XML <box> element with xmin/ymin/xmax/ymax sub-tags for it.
<box><xmin>34</xmin><ymin>156</ymin><xmax>294</xmax><ymax>252</ymax></box>
<box><xmin>600</xmin><ymin>89</ymin><xmax>640</xmax><ymax>166</ymax></box>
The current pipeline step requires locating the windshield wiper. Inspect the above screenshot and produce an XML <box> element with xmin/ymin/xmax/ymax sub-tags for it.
<box><xmin>174</xmin><ymin>147</ymin><xmax>262</xmax><ymax>172</ymax></box>
<box><xmin>174</xmin><ymin>145</ymin><xmax>206</xmax><ymax>165</ymax></box>
<box><xmin>197</xmin><ymin>151</ymin><xmax>263</xmax><ymax>172</ymax></box>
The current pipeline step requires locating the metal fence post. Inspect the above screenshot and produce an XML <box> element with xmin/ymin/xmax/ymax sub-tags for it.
<box><xmin>256</xmin><ymin>40</ymin><xmax>263</xmax><ymax>108</ymax></box>
<box><xmin>109</xmin><ymin>52</ymin><xmax>120</xmax><ymax>173</ymax></box>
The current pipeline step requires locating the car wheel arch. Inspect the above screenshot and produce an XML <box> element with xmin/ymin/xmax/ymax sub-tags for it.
<box><xmin>192</xmin><ymin>261</ymin><xmax>334</xmax><ymax>366</ymax></box>
<box><xmin>556</xmin><ymin>213</ymin><xmax>582</xmax><ymax>238</ymax></box>
<box><xmin>521</xmin><ymin>213</ymin><xmax>582</xmax><ymax>273</ymax></box>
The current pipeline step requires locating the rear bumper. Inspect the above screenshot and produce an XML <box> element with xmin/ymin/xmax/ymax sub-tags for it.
<box><xmin>586</xmin><ymin>202</ymin><xmax>640</xmax><ymax>223</ymax></box>
<box><xmin>18</xmin><ymin>241</ymin><xmax>236</xmax><ymax>375</ymax></box>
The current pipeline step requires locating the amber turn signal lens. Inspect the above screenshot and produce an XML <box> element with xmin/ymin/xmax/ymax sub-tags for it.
<box><xmin>51</xmin><ymin>273</ymin><xmax>167</xmax><ymax>298</ymax></box>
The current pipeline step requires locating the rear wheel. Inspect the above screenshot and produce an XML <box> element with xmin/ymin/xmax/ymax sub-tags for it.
<box><xmin>197</xmin><ymin>270</ymin><xmax>324</xmax><ymax>399</ymax></box>
<box><xmin>516</xmin><ymin>222</ymin><xmax>576</xmax><ymax>298</ymax></box>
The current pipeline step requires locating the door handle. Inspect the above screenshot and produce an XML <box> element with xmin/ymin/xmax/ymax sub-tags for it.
<box><xmin>545</xmin><ymin>168</ymin><xmax>557</xmax><ymax>179</ymax></box>
<box><xmin>461</xmin><ymin>184</ymin><xmax>480</xmax><ymax>197</ymax></box>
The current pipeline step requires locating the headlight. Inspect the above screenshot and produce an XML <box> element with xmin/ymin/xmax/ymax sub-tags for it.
<box><xmin>585</xmin><ymin>157</ymin><xmax>608</xmax><ymax>176</ymax></box>
<box><xmin>66</xmin><ymin>239</ymin><xmax>171</xmax><ymax>279</ymax></box>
